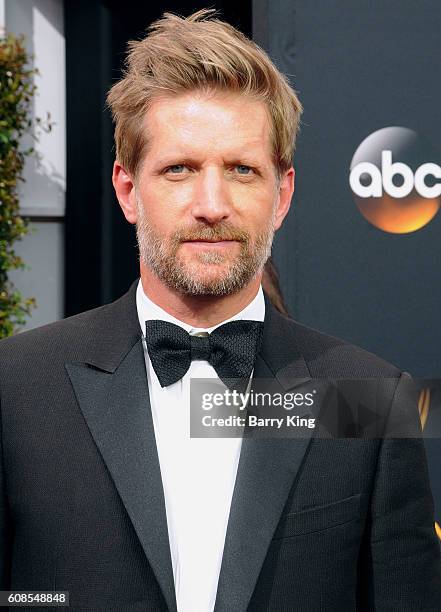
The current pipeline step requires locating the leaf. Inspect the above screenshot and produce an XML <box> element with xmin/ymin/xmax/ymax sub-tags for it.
<box><xmin>0</xmin><ymin>31</ymin><xmax>37</xmax><ymax>338</ymax></box>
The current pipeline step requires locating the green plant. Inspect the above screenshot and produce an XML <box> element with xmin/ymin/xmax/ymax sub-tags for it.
<box><xmin>0</xmin><ymin>33</ymin><xmax>37</xmax><ymax>338</ymax></box>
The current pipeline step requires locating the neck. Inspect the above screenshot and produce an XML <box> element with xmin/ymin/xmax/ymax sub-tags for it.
<box><xmin>140</xmin><ymin>262</ymin><xmax>262</xmax><ymax>328</ymax></box>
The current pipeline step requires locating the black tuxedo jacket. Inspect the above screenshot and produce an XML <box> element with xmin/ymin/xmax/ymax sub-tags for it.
<box><xmin>0</xmin><ymin>279</ymin><xmax>440</xmax><ymax>611</ymax></box>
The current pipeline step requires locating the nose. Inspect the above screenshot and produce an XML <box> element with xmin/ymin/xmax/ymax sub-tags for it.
<box><xmin>190</xmin><ymin>167</ymin><xmax>232</xmax><ymax>224</ymax></box>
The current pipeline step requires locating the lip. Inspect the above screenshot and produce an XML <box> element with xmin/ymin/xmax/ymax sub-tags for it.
<box><xmin>183</xmin><ymin>239</ymin><xmax>237</xmax><ymax>247</ymax></box>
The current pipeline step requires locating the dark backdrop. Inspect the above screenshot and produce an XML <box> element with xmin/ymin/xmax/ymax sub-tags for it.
<box><xmin>254</xmin><ymin>0</ymin><xmax>441</xmax><ymax>379</ymax></box>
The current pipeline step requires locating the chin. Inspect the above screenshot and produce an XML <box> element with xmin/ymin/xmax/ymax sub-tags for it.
<box><xmin>187</xmin><ymin>263</ymin><xmax>233</xmax><ymax>280</ymax></box>
<box><xmin>186</xmin><ymin>253</ymin><xmax>231</xmax><ymax>266</ymax></box>
<box><xmin>172</xmin><ymin>265</ymin><xmax>240</xmax><ymax>295</ymax></box>
<box><xmin>181</xmin><ymin>255</ymin><xmax>230</xmax><ymax>272</ymax></box>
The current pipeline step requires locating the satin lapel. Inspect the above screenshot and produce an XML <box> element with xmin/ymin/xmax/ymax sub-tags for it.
<box><xmin>65</xmin><ymin>280</ymin><xmax>177</xmax><ymax>612</ymax></box>
<box><xmin>214</xmin><ymin>297</ymin><xmax>315</xmax><ymax>612</ymax></box>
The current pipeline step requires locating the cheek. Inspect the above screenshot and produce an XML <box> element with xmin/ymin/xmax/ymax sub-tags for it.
<box><xmin>138</xmin><ymin>184</ymin><xmax>190</xmax><ymax>227</ymax></box>
<box><xmin>149</xmin><ymin>180</ymin><xmax>195</xmax><ymax>207</ymax></box>
<box><xmin>235</xmin><ymin>192</ymin><xmax>276</xmax><ymax>228</ymax></box>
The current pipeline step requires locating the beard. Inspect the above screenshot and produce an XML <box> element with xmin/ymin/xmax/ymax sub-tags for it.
<box><xmin>135</xmin><ymin>194</ymin><xmax>277</xmax><ymax>296</ymax></box>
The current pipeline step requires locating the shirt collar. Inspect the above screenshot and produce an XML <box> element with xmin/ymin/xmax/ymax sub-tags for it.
<box><xmin>136</xmin><ymin>278</ymin><xmax>265</xmax><ymax>336</ymax></box>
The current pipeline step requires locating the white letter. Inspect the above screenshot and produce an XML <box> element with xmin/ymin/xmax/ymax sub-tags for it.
<box><xmin>414</xmin><ymin>163</ymin><xmax>441</xmax><ymax>198</ymax></box>
<box><xmin>350</xmin><ymin>162</ymin><xmax>382</xmax><ymax>197</ymax></box>
<box><xmin>213</xmin><ymin>393</ymin><xmax>224</xmax><ymax>407</ymax></box>
<box><xmin>239</xmin><ymin>392</ymin><xmax>250</xmax><ymax>410</ymax></box>
<box><xmin>382</xmin><ymin>150</ymin><xmax>414</xmax><ymax>198</ymax></box>
<box><xmin>304</xmin><ymin>393</ymin><xmax>314</xmax><ymax>406</ymax></box>
<box><xmin>202</xmin><ymin>394</ymin><xmax>212</xmax><ymax>411</ymax></box>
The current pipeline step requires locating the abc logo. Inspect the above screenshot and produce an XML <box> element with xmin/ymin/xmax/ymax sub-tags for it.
<box><xmin>349</xmin><ymin>127</ymin><xmax>441</xmax><ymax>233</ymax></box>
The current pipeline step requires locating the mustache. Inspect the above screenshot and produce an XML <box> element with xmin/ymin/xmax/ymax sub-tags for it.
<box><xmin>174</xmin><ymin>223</ymin><xmax>250</xmax><ymax>243</ymax></box>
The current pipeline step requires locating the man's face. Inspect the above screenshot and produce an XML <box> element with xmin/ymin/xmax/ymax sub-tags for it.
<box><xmin>132</xmin><ymin>90</ymin><xmax>293</xmax><ymax>296</ymax></box>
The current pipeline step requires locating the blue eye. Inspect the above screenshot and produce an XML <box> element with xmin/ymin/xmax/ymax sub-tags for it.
<box><xmin>236</xmin><ymin>165</ymin><xmax>253</xmax><ymax>175</ymax></box>
<box><xmin>166</xmin><ymin>165</ymin><xmax>186</xmax><ymax>173</ymax></box>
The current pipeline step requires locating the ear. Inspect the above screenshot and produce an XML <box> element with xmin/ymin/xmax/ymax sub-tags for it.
<box><xmin>274</xmin><ymin>167</ymin><xmax>295</xmax><ymax>231</ymax></box>
<box><xmin>112</xmin><ymin>161</ymin><xmax>138</xmax><ymax>224</ymax></box>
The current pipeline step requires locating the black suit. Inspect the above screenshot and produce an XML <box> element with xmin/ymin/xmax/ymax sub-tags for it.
<box><xmin>0</xmin><ymin>279</ymin><xmax>439</xmax><ymax>611</ymax></box>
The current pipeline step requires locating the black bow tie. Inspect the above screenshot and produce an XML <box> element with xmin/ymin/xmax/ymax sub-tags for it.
<box><xmin>144</xmin><ymin>319</ymin><xmax>264</xmax><ymax>390</ymax></box>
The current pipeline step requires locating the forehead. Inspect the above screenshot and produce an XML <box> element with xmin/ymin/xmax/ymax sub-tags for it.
<box><xmin>143</xmin><ymin>91</ymin><xmax>273</xmax><ymax>161</ymax></box>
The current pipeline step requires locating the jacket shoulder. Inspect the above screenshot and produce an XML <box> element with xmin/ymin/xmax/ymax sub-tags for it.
<box><xmin>0</xmin><ymin>280</ymin><xmax>139</xmax><ymax>368</ymax></box>
<box><xmin>0</xmin><ymin>302</ymin><xmax>110</xmax><ymax>363</ymax></box>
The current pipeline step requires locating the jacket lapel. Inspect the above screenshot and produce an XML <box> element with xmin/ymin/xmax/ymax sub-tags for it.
<box><xmin>214</xmin><ymin>296</ymin><xmax>315</xmax><ymax>612</ymax></box>
<box><xmin>65</xmin><ymin>280</ymin><xmax>177</xmax><ymax>612</ymax></box>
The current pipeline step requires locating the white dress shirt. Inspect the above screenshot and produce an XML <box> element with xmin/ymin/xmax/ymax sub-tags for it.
<box><xmin>136</xmin><ymin>280</ymin><xmax>265</xmax><ymax>612</ymax></box>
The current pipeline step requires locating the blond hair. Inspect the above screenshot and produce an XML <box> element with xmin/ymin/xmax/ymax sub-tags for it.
<box><xmin>107</xmin><ymin>9</ymin><xmax>302</xmax><ymax>180</ymax></box>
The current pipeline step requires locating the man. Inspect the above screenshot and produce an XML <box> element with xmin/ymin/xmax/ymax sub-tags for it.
<box><xmin>0</xmin><ymin>9</ymin><xmax>440</xmax><ymax>612</ymax></box>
